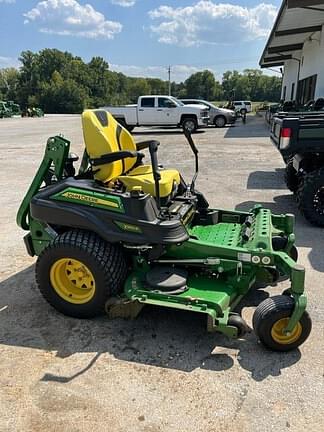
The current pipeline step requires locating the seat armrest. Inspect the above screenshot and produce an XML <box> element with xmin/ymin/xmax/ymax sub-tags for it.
<box><xmin>136</xmin><ymin>140</ymin><xmax>160</xmax><ymax>151</ymax></box>
<box><xmin>90</xmin><ymin>150</ymin><xmax>144</xmax><ymax>167</ymax></box>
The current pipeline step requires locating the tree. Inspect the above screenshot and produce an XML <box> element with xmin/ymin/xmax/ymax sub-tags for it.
<box><xmin>184</xmin><ymin>70</ymin><xmax>220</xmax><ymax>100</ymax></box>
<box><xmin>1</xmin><ymin>49</ymin><xmax>282</xmax><ymax>114</ymax></box>
<box><xmin>128</xmin><ymin>78</ymin><xmax>151</xmax><ymax>103</ymax></box>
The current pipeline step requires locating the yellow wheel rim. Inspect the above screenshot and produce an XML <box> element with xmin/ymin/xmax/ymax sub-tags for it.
<box><xmin>271</xmin><ymin>317</ymin><xmax>302</xmax><ymax>345</ymax></box>
<box><xmin>50</xmin><ymin>258</ymin><xmax>96</xmax><ymax>304</ymax></box>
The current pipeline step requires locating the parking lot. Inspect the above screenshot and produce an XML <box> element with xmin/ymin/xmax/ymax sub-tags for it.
<box><xmin>0</xmin><ymin>114</ymin><xmax>323</xmax><ymax>432</ymax></box>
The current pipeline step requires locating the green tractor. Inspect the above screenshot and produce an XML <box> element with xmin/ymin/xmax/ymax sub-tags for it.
<box><xmin>0</xmin><ymin>100</ymin><xmax>12</xmax><ymax>118</ymax></box>
<box><xmin>17</xmin><ymin>110</ymin><xmax>312</xmax><ymax>351</ymax></box>
<box><xmin>6</xmin><ymin>100</ymin><xmax>21</xmax><ymax>116</ymax></box>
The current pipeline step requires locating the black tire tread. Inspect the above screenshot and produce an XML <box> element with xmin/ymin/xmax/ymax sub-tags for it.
<box><xmin>182</xmin><ymin>117</ymin><xmax>197</xmax><ymax>133</ymax></box>
<box><xmin>36</xmin><ymin>229</ymin><xmax>127</xmax><ymax>318</ymax></box>
<box><xmin>284</xmin><ymin>158</ymin><xmax>298</xmax><ymax>192</ymax></box>
<box><xmin>297</xmin><ymin>167</ymin><xmax>324</xmax><ymax>227</ymax></box>
<box><xmin>214</xmin><ymin>115</ymin><xmax>226</xmax><ymax>128</ymax></box>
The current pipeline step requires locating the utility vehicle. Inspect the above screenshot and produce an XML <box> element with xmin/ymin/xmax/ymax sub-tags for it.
<box><xmin>271</xmin><ymin>113</ymin><xmax>324</xmax><ymax>226</ymax></box>
<box><xmin>17</xmin><ymin>110</ymin><xmax>311</xmax><ymax>351</ymax></box>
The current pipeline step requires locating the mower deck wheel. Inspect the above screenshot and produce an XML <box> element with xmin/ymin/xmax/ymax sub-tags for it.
<box><xmin>253</xmin><ymin>295</ymin><xmax>312</xmax><ymax>351</ymax></box>
<box><xmin>36</xmin><ymin>230</ymin><xmax>127</xmax><ymax>318</ymax></box>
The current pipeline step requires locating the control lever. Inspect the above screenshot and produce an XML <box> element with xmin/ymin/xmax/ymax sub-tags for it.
<box><xmin>184</xmin><ymin>129</ymin><xmax>199</xmax><ymax>193</ymax></box>
<box><xmin>148</xmin><ymin>140</ymin><xmax>161</xmax><ymax>210</ymax></box>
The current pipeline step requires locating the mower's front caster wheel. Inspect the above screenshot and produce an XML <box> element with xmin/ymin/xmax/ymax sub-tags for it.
<box><xmin>282</xmin><ymin>289</ymin><xmax>292</xmax><ymax>297</ymax></box>
<box><xmin>228</xmin><ymin>315</ymin><xmax>249</xmax><ymax>338</ymax></box>
<box><xmin>36</xmin><ymin>230</ymin><xmax>127</xmax><ymax>318</ymax></box>
<box><xmin>253</xmin><ymin>295</ymin><xmax>312</xmax><ymax>351</ymax></box>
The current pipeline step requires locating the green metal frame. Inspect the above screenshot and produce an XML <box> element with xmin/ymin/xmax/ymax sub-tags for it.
<box><xmin>123</xmin><ymin>208</ymin><xmax>306</xmax><ymax>337</ymax></box>
<box><xmin>17</xmin><ymin>135</ymin><xmax>307</xmax><ymax>339</ymax></box>
<box><xmin>17</xmin><ymin>135</ymin><xmax>70</xmax><ymax>255</ymax></box>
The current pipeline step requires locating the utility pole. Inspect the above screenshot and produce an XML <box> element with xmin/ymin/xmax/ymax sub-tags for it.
<box><xmin>168</xmin><ymin>65</ymin><xmax>171</xmax><ymax>96</ymax></box>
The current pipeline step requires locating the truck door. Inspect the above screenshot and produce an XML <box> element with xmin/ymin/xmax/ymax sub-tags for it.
<box><xmin>156</xmin><ymin>97</ymin><xmax>179</xmax><ymax>124</ymax></box>
<box><xmin>137</xmin><ymin>97</ymin><xmax>156</xmax><ymax>125</ymax></box>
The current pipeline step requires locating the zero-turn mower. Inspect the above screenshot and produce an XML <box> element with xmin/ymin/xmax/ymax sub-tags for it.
<box><xmin>17</xmin><ymin>110</ymin><xmax>312</xmax><ymax>351</ymax></box>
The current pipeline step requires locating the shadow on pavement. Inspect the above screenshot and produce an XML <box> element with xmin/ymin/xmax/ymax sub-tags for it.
<box><xmin>236</xmin><ymin>196</ymin><xmax>324</xmax><ymax>273</ymax></box>
<box><xmin>247</xmin><ymin>169</ymin><xmax>286</xmax><ymax>190</ymax></box>
<box><xmin>0</xmin><ymin>265</ymin><xmax>301</xmax><ymax>382</ymax></box>
<box><xmin>224</xmin><ymin>116</ymin><xmax>269</xmax><ymax>138</ymax></box>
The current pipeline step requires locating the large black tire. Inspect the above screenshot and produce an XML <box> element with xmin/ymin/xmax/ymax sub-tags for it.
<box><xmin>117</xmin><ymin>118</ymin><xmax>134</xmax><ymax>133</ymax></box>
<box><xmin>285</xmin><ymin>158</ymin><xmax>299</xmax><ymax>192</ymax></box>
<box><xmin>214</xmin><ymin>115</ymin><xmax>226</xmax><ymax>128</ymax></box>
<box><xmin>297</xmin><ymin>168</ymin><xmax>324</xmax><ymax>226</ymax></box>
<box><xmin>36</xmin><ymin>230</ymin><xmax>127</xmax><ymax>318</ymax></box>
<box><xmin>240</xmin><ymin>108</ymin><xmax>247</xmax><ymax>115</ymax></box>
<box><xmin>182</xmin><ymin>117</ymin><xmax>197</xmax><ymax>133</ymax></box>
<box><xmin>253</xmin><ymin>295</ymin><xmax>312</xmax><ymax>351</ymax></box>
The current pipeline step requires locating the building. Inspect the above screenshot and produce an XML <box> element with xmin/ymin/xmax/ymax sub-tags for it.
<box><xmin>260</xmin><ymin>0</ymin><xmax>324</xmax><ymax>104</ymax></box>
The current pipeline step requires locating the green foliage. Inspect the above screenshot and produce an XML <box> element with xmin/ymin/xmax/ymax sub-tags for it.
<box><xmin>0</xmin><ymin>48</ymin><xmax>282</xmax><ymax>113</ymax></box>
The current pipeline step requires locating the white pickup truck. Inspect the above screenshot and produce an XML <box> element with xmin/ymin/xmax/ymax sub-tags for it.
<box><xmin>103</xmin><ymin>95</ymin><xmax>209</xmax><ymax>133</ymax></box>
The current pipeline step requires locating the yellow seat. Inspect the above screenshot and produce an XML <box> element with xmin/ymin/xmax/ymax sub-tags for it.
<box><xmin>82</xmin><ymin>110</ymin><xmax>180</xmax><ymax>198</ymax></box>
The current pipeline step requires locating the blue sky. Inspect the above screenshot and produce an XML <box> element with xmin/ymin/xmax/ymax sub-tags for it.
<box><xmin>0</xmin><ymin>0</ymin><xmax>282</xmax><ymax>82</ymax></box>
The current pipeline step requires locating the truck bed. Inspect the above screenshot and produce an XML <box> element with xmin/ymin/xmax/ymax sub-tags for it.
<box><xmin>270</xmin><ymin>114</ymin><xmax>324</xmax><ymax>160</ymax></box>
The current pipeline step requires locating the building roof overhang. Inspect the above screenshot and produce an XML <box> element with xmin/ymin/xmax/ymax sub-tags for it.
<box><xmin>260</xmin><ymin>0</ymin><xmax>324</xmax><ymax>69</ymax></box>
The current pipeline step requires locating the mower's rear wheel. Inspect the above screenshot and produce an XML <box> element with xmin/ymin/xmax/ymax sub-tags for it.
<box><xmin>253</xmin><ymin>295</ymin><xmax>311</xmax><ymax>351</ymax></box>
<box><xmin>36</xmin><ymin>230</ymin><xmax>127</xmax><ymax>318</ymax></box>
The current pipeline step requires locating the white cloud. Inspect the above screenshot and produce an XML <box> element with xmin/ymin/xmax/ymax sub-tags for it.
<box><xmin>111</xmin><ymin>0</ymin><xmax>136</xmax><ymax>7</ymax></box>
<box><xmin>148</xmin><ymin>1</ymin><xmax>277</xmax><ymax>47</ymax></box>
<box><xmin>110</xmin><ymin>64</ymin><xmax>216</xmax><ymax>82</ymax></box>
<box><xmin>24</xmin><ymin>0</ymin><xmax>122</xmax><ymax>40</ymax></box>
<box><xmin>0</xmin><ymin>56</ymin><xmax>19</xmax><ymax>68</ymax></box>
<box><xmin>0</xmin><ymin>0</ymin><xmax>15</xmax><ymax>3</ymax></box>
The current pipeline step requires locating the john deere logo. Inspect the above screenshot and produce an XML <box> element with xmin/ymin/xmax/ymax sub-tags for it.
<box><xmin>64</xmin><ymin>192</ymin><xmax>99</xmax><ymax>204</ymax></box>
<box><xmin>51</xmin><ymin>187</ymin><xmax>124</xmax><ymax>213</ymax></box>
<box><xmin>63</xmin><ymin>191</ymin><xmax>119</xmax><ymax>208</ymax></box>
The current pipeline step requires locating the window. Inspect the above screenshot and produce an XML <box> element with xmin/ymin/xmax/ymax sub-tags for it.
<box><xmin>291</xmin><ymin>83</ymin><xmax>295</xmax><ymax>101</ymax></box>
<box><xmin>297</xmin><ymin>74</ymin><xmax>317</xmax><ymax>105</ymax></box>
<box><xmin>244</xmin><ymin>101</ymin><xmax>251</xmax><ymax>106</ymax></box>
<box><xmin>282</xmin><ymin>86</ymin><xmax>287</xmax><ymax>101</ymax></box>
<box><xmin>158</xmin><ymin>97</ymin><xmax>175</xmax><ymax>108</ymax></box>
<box><xmin>141</xmin><ymin>97</ymin><xmax>155</xmax><ymax>108</ymax></box>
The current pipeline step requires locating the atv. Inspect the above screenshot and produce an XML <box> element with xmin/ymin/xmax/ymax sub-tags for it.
<box><xmin>17</xmin><ymin>110</ymin><xmax>312</xmax><ymax>351</ymax></box>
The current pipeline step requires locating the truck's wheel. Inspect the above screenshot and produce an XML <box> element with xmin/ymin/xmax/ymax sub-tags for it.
<box><xmin>297</xmin><ymin>168</ymin><xmax>324</xmax><ymax>226</ymax></box>
<box><xmin>36</xmin><ymin>230</ymin><xmax>127</xmax><ymax>318</ymax></box>
<box><xmin>117</xmin><ymin>119</ymin><xmax>134</xmax><ymax>133</ymax></box>
<box><xmin>240</xmin><ymin>108</ymin><xmax>247</xmax><ymax>115</ymax></box>
<box><xmin>182</xmin><ymin>118</ymin><xmax>197</xmax><ymax>133</ymax></box>
<box><xmin>285</xmin><ymin>158</ymin><xmax>299</xmax><ymax>192</ymax></box>
<box><xmin>214</xmin><ymin>115</ymin><xmax>226</xmax><ymax>128</ymax></box>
